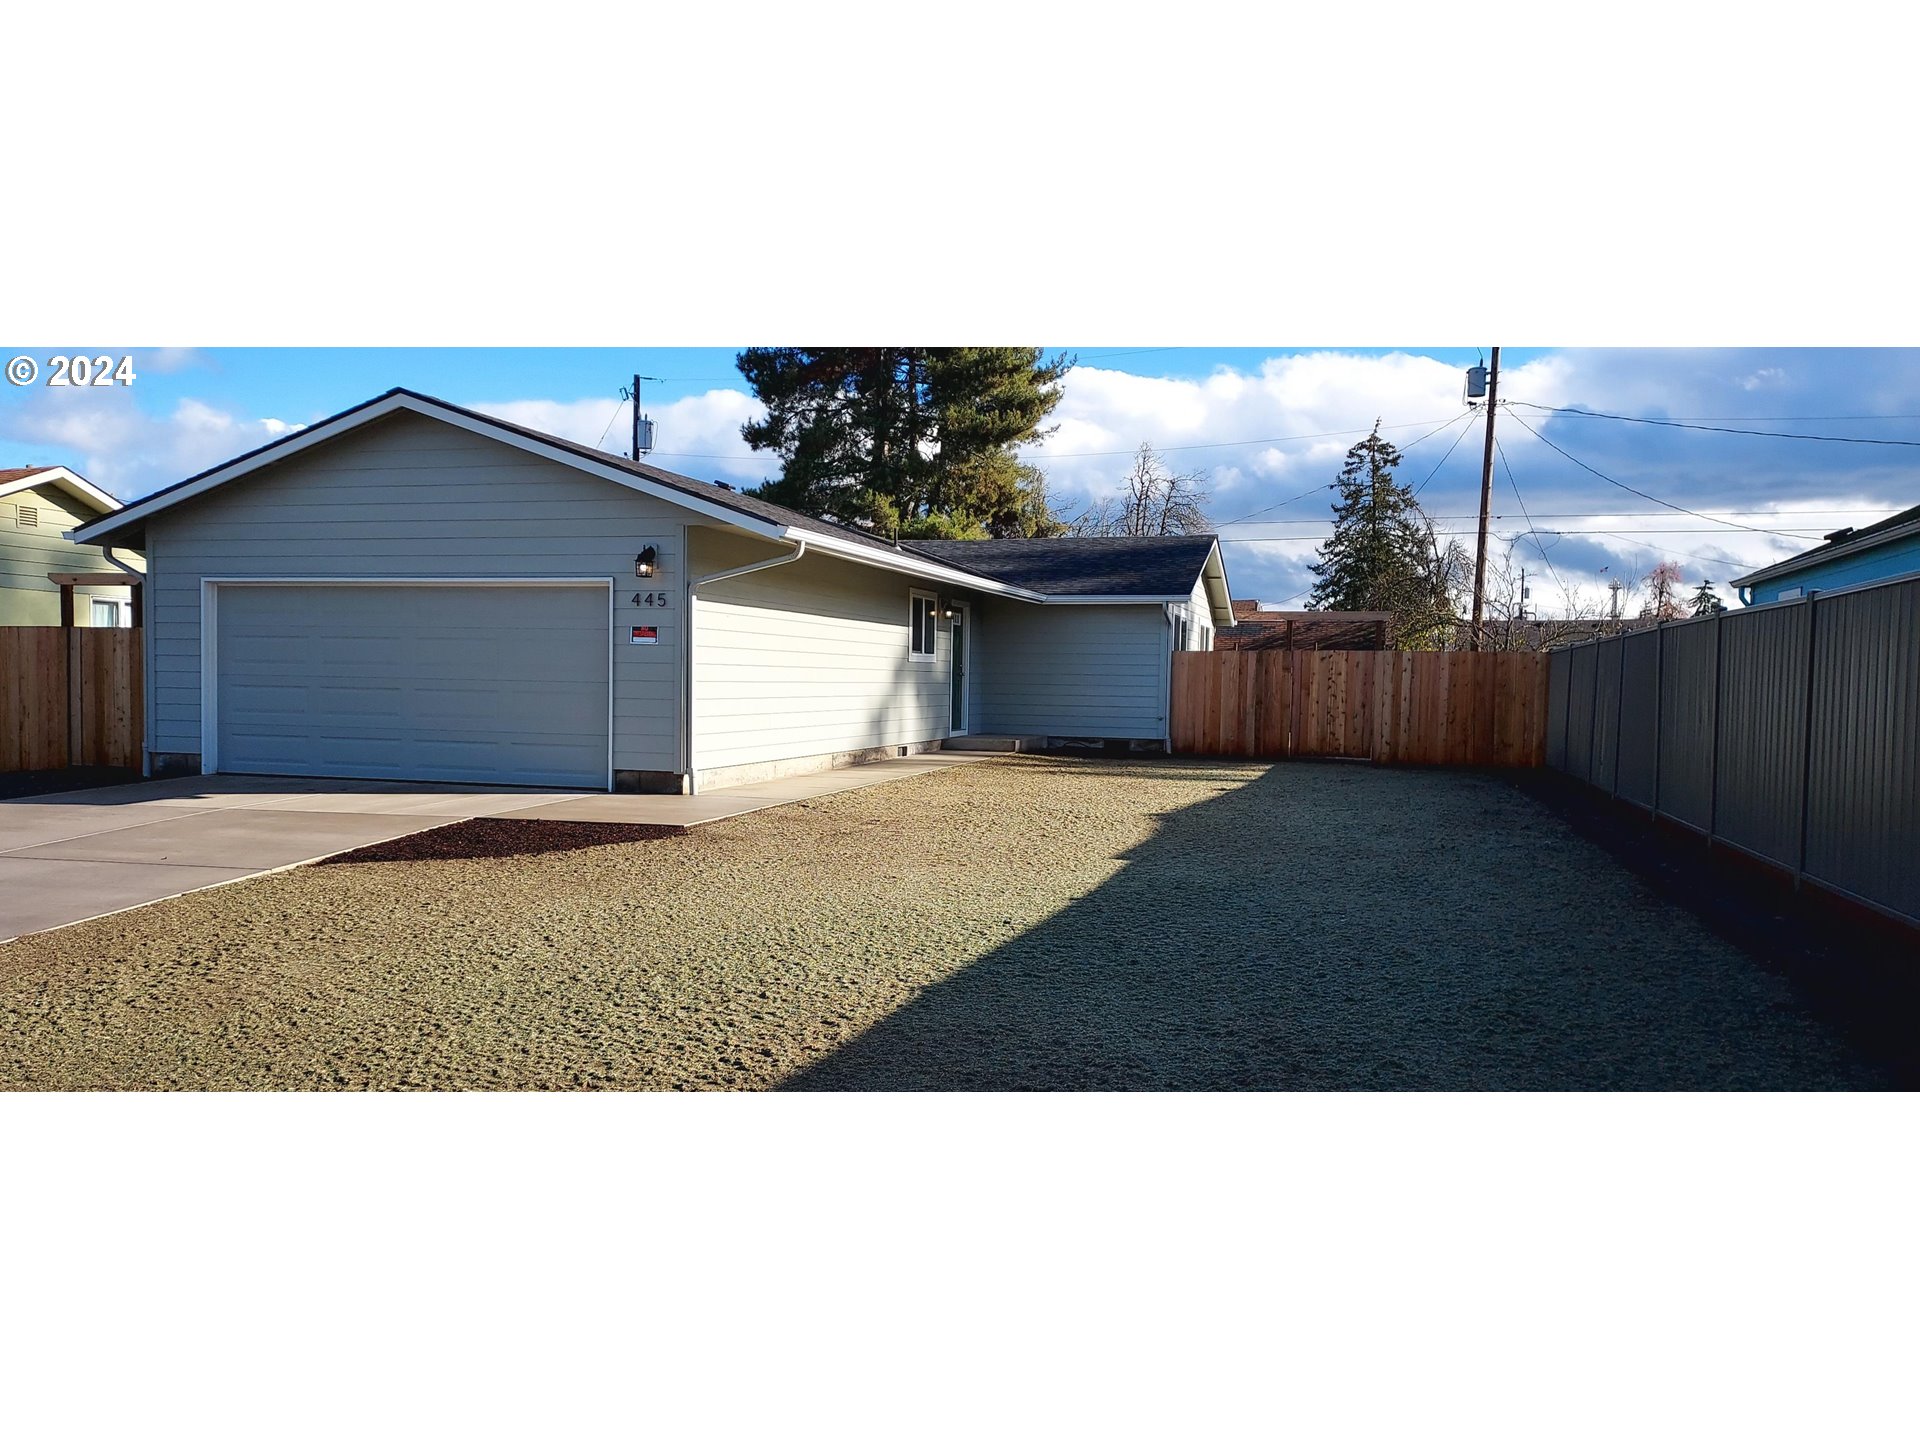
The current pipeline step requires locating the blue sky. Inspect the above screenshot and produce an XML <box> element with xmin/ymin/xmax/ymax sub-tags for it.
<box><xmin>4</xmin><ymin>346</ymin><xmax>1915</xmax><ymax>615</ymax></box>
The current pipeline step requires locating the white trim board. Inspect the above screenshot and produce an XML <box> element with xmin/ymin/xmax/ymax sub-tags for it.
<box><xmin>5</xmin><ymin>465</ymin><xmax>123</xmax><ymax>518</ymax></box>
<box><xmin>197</xmin><ymin>575</ymin><xmax>617</xmax><ymax>792</ymax></box>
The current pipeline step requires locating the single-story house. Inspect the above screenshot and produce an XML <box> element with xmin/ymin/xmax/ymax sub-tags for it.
<box><xmin>1733</xmin><ymin>502</ymin><xmax>1920</xmax><ymax>605</ymax></box>
<box><xmin>1</xmin><ymin>466</ymin><xmax>143</xmax><ymax>626</ymax></box>
<box><xmin>67</xmin><ymin>389</ymin><xmax>1234</xmax><ymax>793</ymax></box>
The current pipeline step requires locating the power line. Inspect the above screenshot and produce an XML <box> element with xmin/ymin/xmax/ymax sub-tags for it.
<box><xmin>1218</xmin><ymin>506</ymin><xmax>1894</xmax><ymax>524</ymax></box>
<box><xmin>1215</xmin><ymin>482</ymin><xmax>1337</xmax><ymax>529</ymax></box>
<box><xmin>1493</xmin><ymin>435</ymin><xmax>1569</xmax><ymax>611</ymax></box>
<box><xmin>593</xmin><ymin>396</ymin><xmax>628</xmax><ymax>451</ymax></box>
<box><xmin>1210</xmin><ymin>412</ymin><xmax>1472</xmax><ymax>526</ymax></box>
<box><xmin>1223</xmin><ymin>525</ymin><xmax>1822</xmax><ymax>538</ymax></box>
<box><xmin>1409</xmin><ymin>411</ymin><xmax>1481</xmax><ymax>498</ymax></box>
<box><xmin>1507</xmin><ymin>400</ymin><xmax>1920</xmax><ymax>448</ymax></box>
<box><xmin>1501</xmin><ymin>408</ymin><xmax>1816</xmax><ymax>537</ymax></box>
<box><xmin>1021</xmin><ymin>414</ymin><xmax>1467</xmax><ymax>462</ymax></box>
<box><xmin>1582</xmin><ymin>532</ymin><xmax>1756</xmax><ymax>570</ymax></box>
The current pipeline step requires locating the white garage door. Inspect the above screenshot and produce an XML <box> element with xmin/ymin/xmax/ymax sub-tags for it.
<box><xmin>214</xmin><ymin>583</ymin><xmax>610</xmax><ymax>788</ymax></box>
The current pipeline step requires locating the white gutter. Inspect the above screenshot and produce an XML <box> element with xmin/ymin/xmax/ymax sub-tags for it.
<box><xmin>683</xmin><ymin>537</ymin><xmax>809</xmax><ymax>794</ymax></box>
<box><xmin>791</xmin><ymin>527</ymin><xmax>1048</xmax><ymax>601</ymax></box>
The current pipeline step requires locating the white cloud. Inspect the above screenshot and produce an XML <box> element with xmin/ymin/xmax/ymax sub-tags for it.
<box><xmin>0</xmin><ymin>387</ymin><xmax>300</xmax><ymax>501</ymax></box>
<box><xmin>1021</xmin><ymin>350</ymin><xmax>1915</xmax><ymax>614</ymax></box>
<box><xmin>474</xmin><ymin>387</ymin><xmax>772</xmax><ymax>486</ymax></box>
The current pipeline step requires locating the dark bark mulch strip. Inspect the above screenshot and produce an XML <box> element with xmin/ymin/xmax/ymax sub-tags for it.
<box><xmin>1507</xmin><ymin>770</ymin><xmax>1920</xmax><ymax>1089</ymax></box>
<box><xmin>0</xmin><ymin>767</ymin><xmax>141</xmax><ymax>801</ymax></box>
<box><xmin>322</xmin><ymin>817</ymin><xmax>685</xmax><ymax>866</ymax></box>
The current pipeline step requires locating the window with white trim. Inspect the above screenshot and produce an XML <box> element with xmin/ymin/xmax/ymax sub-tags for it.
<box><xmin>91</xmin><ymin>598</ymin><xmax>124</xmax><ymax>628</ymax></box>
<box><xmin>909</xmin><ymin>590</ymin><xmax>938</xmax><ymax>661</ymax></box>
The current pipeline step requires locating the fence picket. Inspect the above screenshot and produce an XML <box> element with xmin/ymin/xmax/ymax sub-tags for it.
<box><xmin>1168</xmin><ymin>649</ymin><xmax>1547</xmax><ymax>766</ymax></box>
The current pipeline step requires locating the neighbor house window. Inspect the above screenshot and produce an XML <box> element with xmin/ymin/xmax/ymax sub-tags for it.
<box><xmin>909</xmin><ymin>591</ymin><xmax>938</xmax><ymax>660</ymax></box>
<box><xmin>91</xmin><ymin>599</ymin><xmax>124</xmax><ymax>627</ymax></box>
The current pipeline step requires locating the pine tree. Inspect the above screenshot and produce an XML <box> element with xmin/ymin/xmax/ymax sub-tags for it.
<box><xmin>735</xmin><ymin>347</ymin><xmax>1070</xmax><ymax>538</ymax></box>
<box><xmin>1689</xmin><ymin>580</ymin><xmax>1726</xmax><ymax>617</ymax></box>
<box><xmin>1308</xmin><ymin>425</ymin><xmax>1459</xmax><ymax>646</ymax></box>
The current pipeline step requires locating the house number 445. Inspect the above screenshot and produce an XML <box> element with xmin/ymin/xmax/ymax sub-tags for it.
<box><xmin>632</xmin><ymin>591</ymin><xmax>671</xmax><ymax>607</ymax></box>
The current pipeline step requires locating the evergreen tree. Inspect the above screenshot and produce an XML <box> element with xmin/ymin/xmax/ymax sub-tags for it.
<box><xmin>1689</xmin><ymin>580</ymin><xmax>1726</xmax><ymax>617</ymax></box>
<box><xmin>1308</xmin><ymin>425</ymin><xmax>1459</xmax><ymax>646</ymax></box>
<box><xmin>735</xmin><ymin>347</ymin><xmax>1070</xmax><ymax>538</ymax></box>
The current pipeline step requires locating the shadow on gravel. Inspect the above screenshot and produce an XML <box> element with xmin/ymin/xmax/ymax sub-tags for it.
<box><xmin>784</xmin><ymin>763</ymin><xmax>1888</xmax><ymax>1091</ymax></box>
<box><xmin>322</xmin><ymin>817</ymin><xmax>683</xmax><ymax>865</ymax></box>
<box><xmin>1502</xmin><ymin>770</ymin><xmax>1920</xmax><ymax>1089</ymax></box>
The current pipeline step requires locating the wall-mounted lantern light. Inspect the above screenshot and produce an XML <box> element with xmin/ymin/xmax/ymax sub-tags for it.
<box><xmin>635</xmin><ymin>546</ymin><xmax>658</xmax><ymax>579</ymax></box>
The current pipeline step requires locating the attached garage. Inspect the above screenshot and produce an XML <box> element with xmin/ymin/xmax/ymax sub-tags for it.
<box><xmin>208</xmin><ymin>581</ymin><xmax>611</xmax><ymax>789</ymax></box>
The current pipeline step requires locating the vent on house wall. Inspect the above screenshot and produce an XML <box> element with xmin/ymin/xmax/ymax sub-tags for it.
<box><xmin>14</xmin><ymin>503</ymin><xmax>38</xmax><ymax>529</ymax></box>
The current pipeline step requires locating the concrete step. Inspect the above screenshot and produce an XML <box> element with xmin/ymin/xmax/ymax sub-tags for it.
<box><xmin>941</xmin><ymin>734</ymin><xmax>1048</xmax><ymax>753</ymax></box>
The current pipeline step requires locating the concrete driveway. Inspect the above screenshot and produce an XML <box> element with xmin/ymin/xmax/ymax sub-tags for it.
<box><xmin>0</xmin><ymin>776</ymin><xmax>586</xmax><ymax>942</ymax></box>
<box><xmin>0</xmin><ymin>754</ymin><xmax>990</xmax><ymax>942</ymax></box>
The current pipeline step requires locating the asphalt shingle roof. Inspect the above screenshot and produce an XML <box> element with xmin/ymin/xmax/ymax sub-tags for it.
<box><xmin>904</xmin><ymin>535</ymin><xmax>1218</xmax><ymax>597</ymax></box>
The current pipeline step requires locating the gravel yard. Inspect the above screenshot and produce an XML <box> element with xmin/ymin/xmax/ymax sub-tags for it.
<box><xmin>0</xmin><ymin>755</ymin><xmax>1883</xmax><ymax>1090</ymax></box>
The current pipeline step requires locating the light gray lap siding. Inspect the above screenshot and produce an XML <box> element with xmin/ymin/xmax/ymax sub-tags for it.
<box><xmin>145</xmin><ymin>411</ymin><xmax>686</xmax><ymax>771</ymax></box>
<box><xmin>974</xmin><ymin>599</ymin><xmax>1170</xmax><ymax>738</ymax></box>
<box><xmin>688</xmin><ymin>529</ymin><xmax>960</xmax><ymax>774</ymax></box>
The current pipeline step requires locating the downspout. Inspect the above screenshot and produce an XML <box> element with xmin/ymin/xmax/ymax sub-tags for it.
<box><xmin>683</xmin><ymin>536</ymin><xmax>807</xmax><ymax>794</ymax></box>
<box><xmin>1160</xmin><ymin>601</ymin><xmax>1177</xmax><ymax>750</ymax></box>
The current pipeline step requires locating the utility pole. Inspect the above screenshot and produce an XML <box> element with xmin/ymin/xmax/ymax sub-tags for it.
<box><xmin>1468</xmin><ymin>346</ymin><xmax>1501</xmax><ymax>651</ymax></box>
<box><xmin>622</xmin><ymin>374</ymin><xmax>662</xmax><ymax>460</ymax></box>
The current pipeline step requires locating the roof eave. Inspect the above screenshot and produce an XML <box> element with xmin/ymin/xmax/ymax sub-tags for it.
<box><xmin>786</xmin><ymin>526</ymin><xmax>1048</xmax><ymax>600</ymax></box>
<box><xmin>2</xmin><ymin>466</ymin><xmax>122</xmax><ymax>522</ymax></box>
<box><xmin>68</xmin><ymin>390</ymin><xmax>795</xmax><ymax>549</ymax></box>
<box><xmin>1730</xmin><ymin>515</ymin><xmax>1920</xmax><ymax>589</ymax></box>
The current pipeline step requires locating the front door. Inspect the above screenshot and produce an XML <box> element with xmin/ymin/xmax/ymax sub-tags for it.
<box><xmin>949</xmin><ymin>603</ymin><xmax>969</xmax><ymax>735</ymax></box>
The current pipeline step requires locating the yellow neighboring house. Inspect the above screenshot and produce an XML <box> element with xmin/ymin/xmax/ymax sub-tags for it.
<box><xmin>0</xmin><ymin>465</ymin><xmax>143</xmax><ymax>626</ymax></box>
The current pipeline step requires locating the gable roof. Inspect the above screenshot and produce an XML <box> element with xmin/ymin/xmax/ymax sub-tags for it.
<box><xmin>63</xmin><ymin>387</ymin><xmax>1236</xmax><ymax>613</ymax></box>
<box><xmin>0</xmin><ymin>465</ymin><xmax>121</xmax><ymax>517</ymax></box>
<box><xmin>1732</xmin><ymin>501</ymin><xmax>1920</xmax><ymax>590</ymax></box>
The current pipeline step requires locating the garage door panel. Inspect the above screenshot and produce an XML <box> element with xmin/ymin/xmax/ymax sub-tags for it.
<box><xmin>215</xmin><ymin>584</ymin><xmax>609</xmax><ymax>788</ymax></box>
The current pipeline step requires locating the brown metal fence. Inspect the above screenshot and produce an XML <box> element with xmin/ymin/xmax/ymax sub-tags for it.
<box><xmin>1170</xmin><ymin>649</ymin><xmax>1549</xmax><ymax>765</ymax></box>
<box><xmin>1546</xmin><ymin>575</ymin><xmax>1920</xmax><ymax>928</ymax></box>
<box><xmin>1</xmin><ymin>627</ymin><xmax>143</xmax><ymax>772</ymax></box>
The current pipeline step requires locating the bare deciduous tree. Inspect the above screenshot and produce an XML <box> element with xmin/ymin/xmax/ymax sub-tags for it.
<box><xmin>1070</xmin><ymin>443</ymin><xmax>1212</xmax><ymax>536</ymax></box>
<box><xmin>1639</xmin><ymin>560</ymin><xmax>1687</xmax><ymax>621</ymax></box>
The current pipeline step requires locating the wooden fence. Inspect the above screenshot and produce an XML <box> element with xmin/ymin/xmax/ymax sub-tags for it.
<box><xmin>1</xmin><ymin>627</ymin><xmax>143</xmax><ymax>772</ymax></box>
<box><xmin>1171</xmin><ymin>649</ymin><xmax>1549</xmax><ymax>766</ymax></box>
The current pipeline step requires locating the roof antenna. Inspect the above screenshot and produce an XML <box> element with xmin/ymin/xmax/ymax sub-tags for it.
<box><xmin>621</xmin><ymin>374</ymin><xmax>661</xmax><ymax>459</ymax></box>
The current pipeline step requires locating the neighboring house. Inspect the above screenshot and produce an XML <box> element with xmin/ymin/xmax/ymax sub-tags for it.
<box><xmin>1732</xmin><ymin>502</ymin><xmax>1920</xmax><ymax>605</ymax></box>
<box><xmin>1214</xmin><ymin>600</ymin><xmax>1393</xmax><ymax>651</ymax></box>
<box><xmin>68</xmin><ymin>389</ymin><xmax>1234</xmax><ymax>794</ymax></box>
<box><xmin>1</xmin><ymin>466</ymin><xmax>142</xmax><ymax>626</ymax></box>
